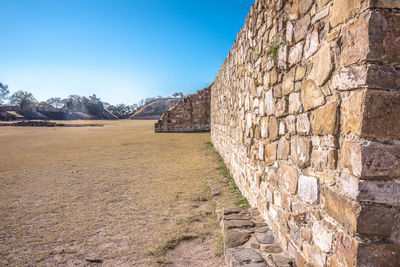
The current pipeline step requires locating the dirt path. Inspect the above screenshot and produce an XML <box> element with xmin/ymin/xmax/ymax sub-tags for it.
<box><xmin>0</xmin><ymin>120</ymin><xmax>237</xmax><ymax>266</ymax></box>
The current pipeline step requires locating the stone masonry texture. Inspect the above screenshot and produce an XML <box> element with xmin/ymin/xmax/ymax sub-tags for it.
<box><xmin>210</xmin><ymin>0</ymin><xmax>400</xmax><ymax>266</ymax></box>
<box><xmin>154</xmin><ymin>86</ymin><xmax>210</xmax><ymax>132</ymax></box>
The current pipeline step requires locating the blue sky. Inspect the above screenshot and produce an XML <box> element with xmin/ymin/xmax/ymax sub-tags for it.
<box><xmin>0</xmin><ymin>0</ymin><xmax>252</xmax><ymax>105</ymax></box>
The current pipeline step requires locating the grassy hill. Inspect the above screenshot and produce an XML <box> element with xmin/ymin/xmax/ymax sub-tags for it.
<box><xmin>130</xmin><ymin>98</ymin><xmax>181</xmax><ymax>120</ymax></box>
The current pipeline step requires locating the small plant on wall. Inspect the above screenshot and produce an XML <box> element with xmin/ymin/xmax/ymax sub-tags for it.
<box><xmin>267</xmin><ymin>34</ymin><xmax>286</xmax><ymax>60</ymax></box>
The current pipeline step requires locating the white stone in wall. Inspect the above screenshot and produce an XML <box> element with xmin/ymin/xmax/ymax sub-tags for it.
<box><xmin>298</xmin><ymin>175</ymin><xmax>319</xmax><ymax>204</ymax></box>
<box><xmin>296</xmin><ymin>113</ymin><xmax>311</xmax><ymax>135</ymax></box>
<box><xmin>259</xmin><ymin>143</ymin><xmax>265</xmax><ymax>160</ymax></box>
<box><xmin>279</xmin><ymin>121</ymin><xmax>286</xmax><ymax>135</ymax></box>
<box><xmin>265</xmin><ymin>90</ymin><xmax>275</xmax><ymax>115</ymax></box>
<box><xmin>312</xmin><ymin>222</ymin><xmax>333</xmax><ymax>252</ymax></box>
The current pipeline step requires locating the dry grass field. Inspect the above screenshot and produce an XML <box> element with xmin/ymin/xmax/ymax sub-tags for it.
<box><xmin>0</xmin><ymin>120</ymin><xmax>246</xmax><ymax>266</ymax></box>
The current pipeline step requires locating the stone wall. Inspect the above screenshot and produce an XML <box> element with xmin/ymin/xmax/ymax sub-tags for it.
<box><xmin>155</xmin><ymin>86</ymin><xmax>211</xmax><ymax>132</ymax></box>
<box><xmin>211</xmin><ymin>0</ymin><xmax>400</xmax><ymax>266</ymax></box>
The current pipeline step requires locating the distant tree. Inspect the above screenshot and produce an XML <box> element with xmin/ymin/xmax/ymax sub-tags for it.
<box><xmin>179</xmin><ymin>92</ymin><xmax>184</xmax><ymax>98</ymax></box>
<box><xmin>129</xmin><ymin>103</ymin><xmax>138</xmax><ymax>112</ymax></box>
<box><xmin>172</xmin><ymin>92</ymin><xmax>179</xmax><ymax>98</ymax></box>
<box><xmin>156</xmin><ymin>95</ymin><xmax>162</xmax><ymax>98</ymax></box>
<box><xmin>9</xmin><ymin>90</ymin><xmax>37</xmax><ymax>109</ymax></box>
<box><xmin>0</xmin><ymin>83</ymin><xmax>9</xmax><ymax>104</ymax></box>
<box><xmin>46</xmin><ymin>97</ymin><xmax>64</xmax><ymax>109</ymax></box>
<box><xmin>106</xmin><ymin>103</ymin><xmax>138</xmax><ymax>119</ymax></box>
<box><xmin>138</xmin><ymin>99</ymin><xmax>144</xmax><ymax>107</ymax></box>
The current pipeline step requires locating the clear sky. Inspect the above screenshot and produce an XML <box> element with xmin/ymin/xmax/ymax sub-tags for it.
<box><xmin>0</xmin><ymin>0</ymin><xmax>253</xmax><ymax>105</ymax></box>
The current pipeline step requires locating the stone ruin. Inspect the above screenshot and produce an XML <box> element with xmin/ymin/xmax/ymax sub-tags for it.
<box><xmin>210</xmin><ymin>0</ymin><xmax>400</xmax><ymax>266</ymax></box>
<box><xmin>154</xmin><ymin>86</ymin><xmax>211</xmax><ymax>132</ymax></box>
<box><xmin>152</xmin><ymin>0</ymin><xmax>399</xmax><ymax>265</ymax></box>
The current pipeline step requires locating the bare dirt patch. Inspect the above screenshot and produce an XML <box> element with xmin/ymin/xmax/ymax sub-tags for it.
<box><xmin>0</xmin><ymin>120</ymin><xmax>245</xmax><ymax>266</ymax></box>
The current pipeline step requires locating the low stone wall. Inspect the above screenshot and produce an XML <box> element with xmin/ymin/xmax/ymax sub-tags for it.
<box><xmin>155</xmin><ymin>86</ymin><xmax>211</xmax><ymax>132</ymax></box>
<box><xmin>211</xmin><ymin>0</ymin><xmax>400</xmax><ymax>266</ymax></box>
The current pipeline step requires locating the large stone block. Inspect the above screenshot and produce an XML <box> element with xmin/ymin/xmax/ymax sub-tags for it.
<box><xmin>357</xmin><ymin>204</ymin><xmax>397</xmax><ymax>238</ymax></box>
<box><xmin>330</xmin><ymin>0</ymin><xmax>362</xmax><ymax>27</ymax></box>
<box><xmin>294</xmin><ymin>14</ymin><xmax>310</xmax><ymax>43</ymax></box>
<box><xmin>277</xmin><ymin>137</ymin><xmax>290</xmax><ymax>160</ymax></box>
<box><xmin>343</xmin><ymin>141</ymin><xmax>400</xmax><ymax>179</ymax></box>
<box><xmin>368</xmin><ymin>0</ymin><xmax>400</xmax><ymax>8</ymax></box>
<box><xmin>296</xmin><ymin>113</ymin><xmax>311</xmax><ymax>135</ymax></box>
<box><xmin>357</xmin><ymin>243</ymin><xmax>400</xmax><ymax>267</ymax></box>
<box><xmin>313</xmin><ymin>45</ymin><xmax>333</xmax><ymax>86</ymax></box>
<box><xmin>282</xmin><ymin>68</ymin><xmax>296</xmax><ymax>96</ymax></box>
<box><xmin>325</xmin><ymin>188</ymin><xmax>397</xmax><ymax>238</ymax></box>
<box><xmin>341</xmin><ymin>10</ymin><xmax>400</xmax><ymax>65</ymax></box>
<box><xmin>265</xmin><ymin>142</ymin><xmax>277</xmax><ymax>166</ymax></box>
<box><xmin>332</xmin><ymin>64</ymin><xmax>399</xmax><ymax>91</ymax></box>
<box><xmin>312</xmin><ymin>102</ymin><xmax>338</xmax><ymax>135</ymax></box>
<box><xmin>342</xmin><ymin>89</ymin><xmax>400</xmax><ymax>139</ymax></box>
<box><xmin>298</xmin><ymin>175</ymin><xmax>319</xmax><ymax>204</ymax></box>
<box><xmin>278</xmin><ymin>164</ymin><xmax>298</xmax><ymax>195</ymax></box>
<box><xmin>358</xmin><ymin>179</ymin><xmax>400</xmax><ymax>206</ymax></box>
<box><xmin>312</xmin><ymin>221</ymin><xmax>334</xmax><ymax>252</ymax></box>
<box><xmin>301</xmin><ymin>80</ymin><xmax>325</xmax><ymax>111</ymax></box>
<box><xmin>341</xmin><ymin>90</ymin><xmax>364</xmax><ymax>135</ymax></box>
<box><xmin>290</xmin><ymin>136</ymin><xmax>311</xmax><ymax>168</ymax></box>
<box><xmin>362</xmin><ymin>90</ymin><xmax>400</xmax><ymax>139</ymax></box>
<box><xmin>324</xmin><ymin>189</ymin><xmax>358</xmax><ymax>232</ymax></box>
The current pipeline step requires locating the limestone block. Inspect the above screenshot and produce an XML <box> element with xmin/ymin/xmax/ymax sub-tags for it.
<box><xmin>301</xmin><ymin>79</ymin><xmax>325</xmax><ymax>111</ymax></box>
<box><xmin>269</xmin><ymin>117</ymin><xmax>279</xmax><ymax>140</ymax></box>
<box><xmin>285</xmin><ymin>115</ymin><xmax>296</xmax><ymax>134</ymax></box>
<box><xmin>312</xmin><ymin>45</ymin><xmax>333</xmax><ymax>86</ymax></box>
<box><xmin>294</xmin><ymin>14</ymin><xmax>311</xmax><ymax>43</ymax></box>
<box><xmin>311</xmin><ymin>149</ymin><xmax>336</xmax><ymax>171</ymax></box>
<box><xmin>289</xmin><ymin>0</ymin><xmax>299</xmax><ymax>21</ymax></box>
<box><xmin>296</xmin><ymin>113</ymin><xmax>311</xmax><ymax>135</ymax></box>
<box><xmin>341</xmin><ymin>11</ymin><xmax>400</xmax><ymax>65</ymax></box>
<box><xmin>330</xmin><ymin>0</ymin><xmax>362</xmax><ymax>27</ymax></box>
<box><xmin>261</xmin><ymin>117</ymin><xmax>269</xmax><ymax>138</ymax></box>
<box><xmin>288</xmin><ymin>41</ymin><xmax>304</xmax><ymax>67</ymax></box>
<box><xmin>357</xmin><ymin>141</ymin><xmax>400</xmax><ymax>179</ymax></box>
<box><xmin>368</xmin><ymin>0</ymin><xmax>400</xmax><ymax>8</ymax></box>
<box><xmin>277</xmin><ymin>137</ymin><xmax>290</xmax><ymax>160</ymax></box>
<box><xmin>295</xmin><ymin>65</ymin><xmax>306</xmax><ymax>81</ymax></box>
<box><xmin>291</xmin><ymin>136</ymin><xmax>311</xmax><ymax>168</ymax></box>
<box><xmin>275</xmin><ymin>97</ymin><xmax>288</xmax><ymax>117</ymax></box>
<box><xmin>282</xmin><ymin>68</ymin><xmax>296</xmax><ymax>96</ymax></box>
<box><xmin>312</xmin><ymin>222</ymin><xmax>333</xmax><ymax>252</ymax></box>
<box><xmin>299</xmin><ymin>0</ymin><xmax>313</xmax><ymax>15</ymax></box>
<box><xmin>358</xmin><ymin>179</ymin><xmax>400</xmax><ymax>206</ymax></box>
<box><xmin>298</xmin><ymin>175</ymin><xmax>319</xmax><ymax>204</ymax></box>
<box><xmin>288</xmin><ymin>92</ymin><xmax>302</xmax><ymax>114</ymax></box>
<box><xmin>304</xmin><ymin>26</ymin><xmax>319</xmax><ymax>59</ymax></box>
<box><xmin>264</xmin><ymin>90</ymin><xmax>275</xmax><ymax>116</ymax></box>
<box><xmin>278</xmin><ymin>44</ymin><xmax>288</xmax><ymax>70</ymax></box>
<box><xmin>311</xmin><ymin>102</ymin><xmax>338</xmax><ymax>135</ymax></box>
<box><xmin>362</xmin><ymin>90</ymin><xmax>400</xmax><ymax>139</ymax></box>
<box><xmin>258</xmin><ymin>143</ymin><xmax>264</xmax><ymax>160</ymax></box>
<box><xmin>356</xmin><ymin>243</ymin><xmax>400</xmax><ymax>267</ymax></box>
<box><xmin>332</xmin><ymin>64</ymin><xmax>399</xmax><ymax>91</ymax></box>
<box><xmin>278</xmin><ymin>164</ymin><xmax>298</xmax><ymax>195</ymax></box>
<box><xmin>357</xmin><ymin>204</ymin><xmax>397</xmax><ymax>238</ymax></box>
<box><xmin>265</xmin><ymin>142</ymin><xmax>277</xmax><ymax>166</ymax></box>
<box><xmin>286</xmin><ymin>21</ymin><xmax>294</xmax><ymax>45</ymax></box>
<box><xmin>323</xmin><ymin>189</ymin><xmax>358</xmax><ymax>232</ymax></box>
<box><xmin>341</xmin><ymin>90</ymin><xmax>364</xmax><ymax>135</ymax></box>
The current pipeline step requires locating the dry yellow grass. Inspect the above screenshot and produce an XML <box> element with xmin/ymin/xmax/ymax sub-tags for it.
<box><xmin>0</xmin><ymin>120</ymin><xmax>244</xmax><ymax>266</ymax></box>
